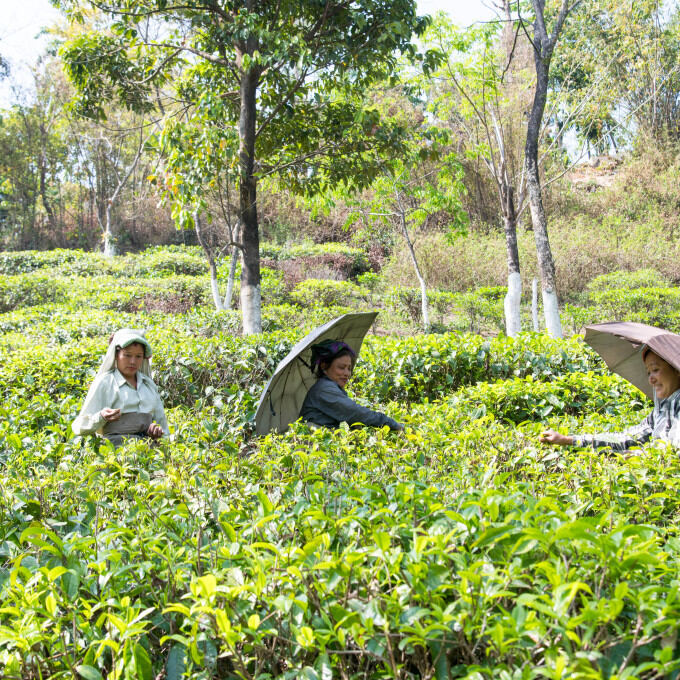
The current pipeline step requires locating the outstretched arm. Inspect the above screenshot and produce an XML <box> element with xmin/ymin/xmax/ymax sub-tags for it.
<box><xmin>539</xmin><ymin>430</ymin><xmax>573</xmax><ymax>446</ymax></box>
<box><xmin>316</xmin><ymin>381</ymin><xmax>403</xmax><ymax>430</ymax></box>
<box><xmin>540</xmin><ymin>412</ymin><xmax>654</xmax><ymax>451</ymax></box>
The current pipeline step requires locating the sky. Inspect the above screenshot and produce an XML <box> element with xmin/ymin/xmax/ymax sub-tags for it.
<box><xmin>0</xmin><ymin>0</ymin><xmax>497</xmax><ymax>108</ymax></box>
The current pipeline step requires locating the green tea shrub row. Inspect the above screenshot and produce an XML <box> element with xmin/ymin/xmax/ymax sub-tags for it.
<box><xmin>129</xmin><ymin>249</ymin><xmax>208</xmax><ymax>277</ymax></box>
<box><xmin>0</xmin><ymin>328</ymin><xmax>600</xmax><ymax>421</ymax></box>
<box><xmin>585</xmin><ymin>286</ymin><xmax>680</xmax><ymax>332</ymax></box>
<box><xmin>0</xmin><ymin>274</ymin><xmax>67</xmax><ymax>313</ymax></box>
<box><xmin>0</xmin><ymin>247</ymin><xmax>208</xmax><ymax>279</ymax></box>
<box><xmin>65</xmin><ymin>275</ymin><xmax>211</xmax><ymax>313</ymax></box>
<box><xmin>385</xmin><ymin>286</ymin><xmax>505</xmax><ymax>334</ymax></box>
<box><xmin>2</xmin><ymin>411</ymin><xmax>680</xmax><ymax>679</ymax></box>
<box><xmin>458</xmin><ymin>371</ymin><xmax>645</xmax><ymax>423</ymax></box>
<box><xmin>0</xmin><ymin>249</ymin><xmax>84</xmax><ymax>274</ymax></box>
<box><xmin>586</xmin><ymin>268</ymin><xmax>670</xmax><ymax>292</ymax></box>
<box><xmin>289</xmin><ymin>279</ymin><xmax>371</xmax><ymax>309</ymax></box>
<box><xmin>353</xmin><ymin>333</ymin><xmax>599</xmax><ymax>402</ymax></box>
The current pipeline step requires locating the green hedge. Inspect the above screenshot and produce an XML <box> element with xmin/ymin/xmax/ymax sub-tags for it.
<box><xmin>0</xmin><ymin>274</ymin><xmax>67</xmax><ymax>312</ymax></box>
<box><xmin>352</xmin><ymin>332</ymin><xmax>598</xmax><ymax>402</ymax></box>
<box><xmin>289</xmin><ymin>279</ymin><xmax>371</xmax><ymax>308</ymax></box>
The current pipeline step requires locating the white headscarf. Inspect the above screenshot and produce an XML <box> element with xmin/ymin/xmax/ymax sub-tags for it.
<box><xmin>94</xmin><ymin>328</ymin><xmax>153</xmax><ymax>380</ymax></box>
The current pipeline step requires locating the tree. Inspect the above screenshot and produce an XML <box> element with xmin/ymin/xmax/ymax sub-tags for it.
<box><xmin>551</xmin><ymin>0</ymin><xmax>680</xmax><ymax>148</ymax></box>
<box><xmin>523</xmin><ymin>0</ymin><xmax>582</xmax><ymax>338</ymax></box>
<box><xmin>0</xmin><ymin>72</ymin><xmax>69</xmax><ymax>249</ymax></box>
<box><xmin>426</xmin><ymin>11</ymin><xmax>534</xmax><ymax>336</ymax></box>
<box><xmin>158</xmin><ymin>112</ymin><xmax>242</xmax><ymax>311</ymax></box>
<box><xmin>348</xmin><ymin>149</ymin><xmax>467</xmax><ymax>333</ymax></box>
<box><xmin>59</xmin><ymin>0</ymin><xmax>430</xmax><ymax>334</ymax></box>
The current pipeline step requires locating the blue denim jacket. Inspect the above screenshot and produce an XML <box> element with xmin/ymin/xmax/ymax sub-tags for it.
<box><xmin>300</xmin><ymin>375</ymin><xmax>402</xmax><ymax>430</ymax></box>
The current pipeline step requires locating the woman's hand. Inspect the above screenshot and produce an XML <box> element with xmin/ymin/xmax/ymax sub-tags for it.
<box><xmin>147</xmin><ymin>423</ymin><xmax>164</xmax><ymax>439</ymax></box>
<box><xmin>539</xmin><ymin>429</ymin><xmax>573</xmax><ymax>446</ymax></box>
<box><xmin>100</xmin><ymin>408</ymin><xmax>121</xmax><ymax>422</ymax></box>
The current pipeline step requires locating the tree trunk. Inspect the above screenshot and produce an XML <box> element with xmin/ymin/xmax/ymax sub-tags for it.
<box><xmin>502</xmin><ymin>187</ymin><xmax>522</xmax><ymax>337</ymax></box>
<box><xmin>223</xmin><ymin>245</ymin><xmax>239</xmax><ymax>310</ymax></box>
<box><xmin>400</xmin><ymin>213</ymin><xmax>430</xmax><ymax>332</ymax></box>
<box><xmin>525</xmin><ymin>13</ymin><xmax>562</xmax><ymax>338</ymax></box>
<box><xmin>532</xmin><ymin>278</ymin><xmax>539</xmax><ymax>331</ymax></box>
<box><xmin>238</xmin><ymin>65</ymin><xmax>261</xmax><ymax>335</ymax></box>
<box><xmin>103</xmin><ymin>201</ymin><xmax>116</xmax><ymax>257</ymax></box>
<box><xmin>194</xmin><ymin>210</ymin><xmax>224</xmax><ymax>311</ymax></box>
<box><xmin>38</xmin><ymin>146</ymin><xmax>57</xmax><ymax>234</ymax></box>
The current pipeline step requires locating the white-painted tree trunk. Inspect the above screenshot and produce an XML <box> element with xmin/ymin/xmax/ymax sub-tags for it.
<box><xmin>103</xmin><ymin>204</ymin><xmax>116</xmax><ymax>257</ymax></box>
<box><xmin>241</xmin><ymin>282</ymin><xmax>262</xmax><ymax>335</ymax></box>
<box><xmin>503</xmin><ymin>272</ymin><xmax>522</xmax><ymax>337</ymax></box>
<box><xmin>209</xmin><ymin>261</ymin><xmax>225</xmax><ymax>311</ymax></box>
<box><xmin>418</xmin><ymin>276</ymin><xmax>430</xmax><ymax>333</ymax></box>
<box><xmin>100</xmin><ymin>131</ymin><xmax>148</xmax><ymax>259</ymax></box>
<box><xmin>399</xmin><ymin>213</ymin><xmax>430</xmax><ymax>332</ymax></box>
<box><xmin>531</xmin><ymin>278</ymin><xmax>539</xmax><ymax>332</ymax></box>
<box><xmin>542</xmin><ymin>287</ymin><xmax>562</xmax><ymax>338</ymax></box>
<box><xmin>223</xmin><ymin>246</ymin><xmax>239</xmax><ymax>310</ymax></box>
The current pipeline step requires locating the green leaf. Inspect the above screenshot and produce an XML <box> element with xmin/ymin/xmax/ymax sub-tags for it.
<box><xmin>166</xmin><ymin>645</ymin><xmax>186</xmax><ymax>680</ymax></box>
<box><xmin>76</xmin><ymin>666</ymin><xmax>103</xmax><ymax>680</ymax></box>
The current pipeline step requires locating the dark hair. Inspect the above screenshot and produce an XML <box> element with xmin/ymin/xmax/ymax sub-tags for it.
<box><xmin>642</xmin><ymin>346</ymin><xmax>659</xmax><ymax>362</ymax></box>
<box><xmin>310</xmin><ymin>340</ymin><xmax>356</xmax><ymax>378</ymax></box>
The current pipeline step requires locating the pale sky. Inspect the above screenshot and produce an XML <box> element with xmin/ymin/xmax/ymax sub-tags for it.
<box><xmin>0</xmin><ymin>0</ymin><xmax>497</xmax><ymax>108</ymax></box>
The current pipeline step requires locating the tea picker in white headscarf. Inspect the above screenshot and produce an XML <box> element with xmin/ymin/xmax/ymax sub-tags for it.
<box><xmin>72</xmin><ymin>328</ymin><xmax>169</xmax><ymax>447</ymax></box>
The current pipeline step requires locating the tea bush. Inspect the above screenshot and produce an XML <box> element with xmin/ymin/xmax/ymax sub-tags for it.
<box><xmin>3</xmin><ymin>247</ymin><xmax>680</xmax><ymax>680</ymax></box>
<box><xmin>585</xmin><ymin>287</ymin><xmax>680</xmax><ymax>331</ymax></box>
<box><xmin>0</xmin><ymin>274</ymin><xmax>67</xmax><ymax>312</ymax></box>
<box><xmin>131</xmin><ymin>249</ymin><xmax>208</xmax><ymax>277</ymax></box>
<box><xmin>289</xmin><ymin>279</ymin><xmax>371</xmax><ymax>309</ymax></box>
<box><xmin>0</xmin><ymin>248</ymin><xmax>84</xmax><ymax>274</ymax></box>
<box><xmin>384</xmin><ymin>287</ymin><xmax>506</xmax><ymax>334</ymax></box>
<box><xmin>353</xmin><ymin>333</ymin><xmax>599</xmax><ymax>402</ymax></box>
<box><xmin>283</xmin><ymin>241</ymin><xmax>368</xmax><ymax>269</ymax></box>
<box><xmin>586</xmin><ymin>268</ymin><xmax>670</xmax><ymax>292</ymax></box>
<box><xmin>384</xmin><ymin>287</ymin><xmax>456</xmax><ymax>328</ymax></box>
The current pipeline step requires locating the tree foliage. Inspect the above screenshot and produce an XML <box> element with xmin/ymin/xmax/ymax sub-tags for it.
<box><xmin>57</xmin><ymin>0</ymin><xmax>433</xmax><ymax>332</ymax></box>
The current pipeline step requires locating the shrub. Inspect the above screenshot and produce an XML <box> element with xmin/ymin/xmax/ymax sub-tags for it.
<box><xmin>72</xmin><ymin>275</ymin><xmax>211</xmax><ymax>313</ymax></box>
<box><xmin>0</xmin><ymin>274</ymin><xmax>67</xmax><ymax>312</ymax></box>
<box><xmin>353</xmin><ymin>332</ymin><xmax>598</xmax><ymax>402</ymax></box>
<box><xmin>459</xmin><ymin>371</ymin><xmax>645</xmax><ymax>423</ymax></box>
<box><xmin>384</xmin><ymin>286</ymin><xmax>506</xmax><ymax>333</ymax></box>
<box><xmin>259</xmin><ymin>242</ymin><xmax>284</xmax><ymax>259</ymax></box>
<box><xmin>6</xmin><ymin>247</ymin><xmax>680</xmax><ymax>680</ymax></box>
<box><xmin>214</xmin><ymin>265</ymin><xmax>288</xmax><ymax>308</ymax></box>
<box><xmin>451</xmin><ymin>286</ymin><xmax>506</xmax><ymax>334</ymax></box>
<box><xmin>289</xmin><ymin>279</ymin><xmax>371</xmax><ymax>309</ymax></box>
<box><xmin>0</xmin><ymin>249</ymin><xmax>83</xmax><ymax>274</ymax></box>
<box><xmin>384</xmin><ymin>286</ymin><xmax>455</xmax><ymax>327</ymax></box>
<box><xmin>585</xmin><ymin>286</ymin><xmax>680</xmax><ymax>331</ymax></box>
<box><xmin>131</xmin><ymin>249</ymin><xmax>208</xmax><ymax>277</ymax></box>
<box><xmin>586</xmin><ymin>268</ymin><xmax>670</xmax><ymax>292</ymax></box>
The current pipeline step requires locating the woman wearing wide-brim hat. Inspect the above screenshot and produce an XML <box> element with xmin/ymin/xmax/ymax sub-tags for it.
<box><xmin>541</xmin><ymin>323</ymin><xmax>680</xmax><ymax>451</ymax></box>
<box><xmin>72</xmin><ymin>328</ymin><xmax>169</xmax><ymax>447</ymax></box>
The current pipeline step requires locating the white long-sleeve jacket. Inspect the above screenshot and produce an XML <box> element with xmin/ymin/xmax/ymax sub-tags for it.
<box><xmin>72</xmin><ymin>368</ymin><xmax>169</xmax><ymax>436</ymax></box>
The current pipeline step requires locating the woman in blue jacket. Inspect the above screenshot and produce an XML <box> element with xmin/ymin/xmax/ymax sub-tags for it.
<box><xmin>300</xmin><ymin>339</ymin><xmax>403</xmax><ymax>430</ymax></box>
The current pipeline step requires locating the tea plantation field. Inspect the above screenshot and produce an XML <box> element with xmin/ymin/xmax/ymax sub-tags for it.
<box><xmin>1</xmin><ymin>247</ymin><xmax>679</xmax><ymax>680</ymax></box>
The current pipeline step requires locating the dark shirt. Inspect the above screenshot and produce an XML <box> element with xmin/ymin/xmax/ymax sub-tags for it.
<box><xmin>300</xmin><ymin>375</ymin><xmax>403</xmax><ymax>430</ymax></box>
